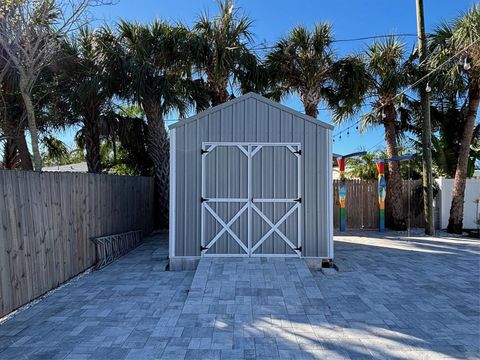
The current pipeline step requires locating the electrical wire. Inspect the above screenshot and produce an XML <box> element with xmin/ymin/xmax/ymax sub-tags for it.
<box><xmin>249</xmin><ymin>33</ymin><xmax>419</xmax><ymax>51</ymax></box>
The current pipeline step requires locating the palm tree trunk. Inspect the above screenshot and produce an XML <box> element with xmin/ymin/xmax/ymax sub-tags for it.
<box><xmin>19</xmin><ymin>82</ymin><xmax>42</xmax><ymax>171</ymax></box>
<box><xmin>383</xmin><ymin>106</ymin><xmax>406</xmax><ymax>230</ymax></box>
<box><xmin>143</xmin><ymin>98</ymin><xmax>169</xmax><ymax>229</ymax></box>
<box><xmin>301</xmin><ymin>90</ymin><xmax>319</xmax><ymax>118</ymax></box>
<box><xmin>208</xmin><ymin>77</ymin><xmax>229</xmax><ymax>106</ymax></box>
<box><xmin>447</xmin><ymin>81</ymin><xmax>480</xmax><ymax>233</ymax></box>
<box><xmin>4</xmin><ymin>115</ymin><xmax>33</xmax><ymax>170</ymax></box>
<box><xmin>83</xmin><ymin>113</ymin><xmax>102</xmax><ymax>173</ymax></box>
<box><xmin>2</xmin><ymin>138</ymin><xmax>19</xmax><ymax>169</ymax></box>
<box><xmin>304</xmin><ymin>103</ymin><xmax>318</xmax><ymax>118</ymax></box>
<box><xmin>14</xmin><ymin>129</ymin><xmax>33</xmax><ymax>171</ymax></box>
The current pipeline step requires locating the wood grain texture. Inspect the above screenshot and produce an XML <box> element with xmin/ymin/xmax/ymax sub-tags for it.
<box><xmin>0</xmin><ymin>170</ymin><xmax>155</xmax><ymax>317</ymax></box>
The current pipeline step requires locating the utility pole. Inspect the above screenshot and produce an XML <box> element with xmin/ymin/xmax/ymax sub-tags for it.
<box><xmin>416</xmin><ymin>0</ymin><xmax>435</xmax><ymax>235</ymax></box>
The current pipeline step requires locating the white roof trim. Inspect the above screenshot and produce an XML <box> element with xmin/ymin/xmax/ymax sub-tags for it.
<box><xmin>169</xmin><ymin>92</ymin><xmax>334</xmax><ymax>131</ymax></box>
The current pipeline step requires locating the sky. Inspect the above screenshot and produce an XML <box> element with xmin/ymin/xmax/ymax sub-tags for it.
<box><xmin>57</xmin><ymin>0</ymin><xmax>476</xmax><ymax>156</ymax></box>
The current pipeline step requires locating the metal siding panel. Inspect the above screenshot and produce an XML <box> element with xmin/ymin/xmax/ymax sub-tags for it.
<box><xmin>281</xmin><ymin>111</ymin><xmax>295</xmax><ymax>256</ymax></box>
<box><xmin>185</xmin><ymin>121</ymin><xmax>198</xmax><ymax>256</ymax></box>
<box><xmin>245</xmin><ymin>98</ymin><xmax>257</xmax><ymax>141</ymax></box>
<box><xmin>316</xmin><ymin>127</ymin><xmax>331</xmax><ymax>257</ymax></box>
<box><xmin>175</xmin><ymin>126</ymin><xmax>185</xmax><ymax>256</ymax></box>
<box><xmin>223</xmin><ymin>106</ymin><xmax>234</xmax><ymax>254</ymax></box>
<box><xmin>326</xmin><ymin>128</ymin><xmax>334</xmax><ymax>258</ymax></box>
<box><xmin>233</xmin><ymin>101</ymin><xmax>247</xmax><ymax>249</ymax></box>
<box><xmin>303</xmin><ymin>121</ymin><xmax>317</xmax><ymax>257</ymax></box>
<box><xmin>317</xmin><ymin>127</ymin><xmax>325</xmax><ymax>257</ymax></box>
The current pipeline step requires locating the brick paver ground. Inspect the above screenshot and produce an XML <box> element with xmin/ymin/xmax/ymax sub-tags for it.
<box><xmin>0</xmin><ymin>231</ymin><xmax>478</xmax><ymax>359</ymax></box>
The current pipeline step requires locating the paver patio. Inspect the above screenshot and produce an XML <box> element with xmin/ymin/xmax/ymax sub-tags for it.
<box><xmin>0</xmin><ymin>231</ymin><xmax>478</xmax><ymax>359</ymax></box>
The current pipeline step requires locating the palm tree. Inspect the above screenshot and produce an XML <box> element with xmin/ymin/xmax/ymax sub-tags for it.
<box><xmin>117</xmin><ymin>20</ymin><xmax>208</xmax><ymax>228</ymax></box>
<box><xmin>266</xmin><ymin>23</ymin><xmax>334</xmax><ymax>118</ymax></box>
<box><xmin>193</xmin><ymin>0</ymin><xmax>256</xmax><ymax>105</ymax></box>
<box><xmin>427</xmin><ymin>101</ymin><xmax>480</xmax><ymax>178</ymax></box>
<box><xmin>41</xmin><ymin>135</ymin><xmax>69</xmax><ymax>165</ymax></box>
<box><xmin>330</xmin><ymin>37</ymin><xmax>412</xmax><ymax>230</ymax></box>
<box><xmin>429</xmin><ymin>5</ymin><xmax>480</xmax><ymax>233</ymax></box>
<box><xmin>60</xmin><ymin>27</ymin><xmax>115</xmax><ymax>173</ymax></box>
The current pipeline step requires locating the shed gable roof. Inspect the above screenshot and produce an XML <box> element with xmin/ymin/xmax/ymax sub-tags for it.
<box><xmin>169</xmin><ymin>92</ymin><xmax>334</xmax><ymax>131</ymax></box>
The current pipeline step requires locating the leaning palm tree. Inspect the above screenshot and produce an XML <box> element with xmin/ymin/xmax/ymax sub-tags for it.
<box><xmin>117</xmin><ymin>21</ymin><xmax>208</xmax><ymax>228</ymax></box>
<box><xmin>266</xmin><ymin>23</ymin><xmax>334</xmax><ymax>118</ymax></box>
<box><xmin>330</xmin><ymin>37</ymin><xmax>411</xmax><ymax>230</ymax></box>
<box><xmin>193</xmin><ymin>0</ymin><xmax>257</xmax><ymax>105</ymax></box>
<box><xmin>429</xmin><ymin>5</ymin><xmax>480</xmax><ymax>233</ymax></box>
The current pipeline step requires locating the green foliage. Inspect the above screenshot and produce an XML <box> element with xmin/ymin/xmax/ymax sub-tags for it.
<box><xmin>41</xmin><ymin>135</ymin><xmax>68</xmax><ymax>164</ymax></box>
<box><xmin>117</xmin><ymin>20</ymin><xmax>209</xmax><ymax>115</ymax></box>
<box><xmin>193</xmin><ymin>0</ymin><xmax>260</xmax><ymax>104</ymax></box>
<box><xmin>330</xmin><ymin>36</ymin><xmax>415</xmax><ymax>130</ymax></box>
<box><xmin>428</xmin><ymin>4</ymin><xmax>480</xmax><ymax>95</ymax></box>
<box><xmin>426</xmin><ymin>4</ymin><xmax>480</xmax><ymax>178</ymax></box>
<box><xmin>266</xmin><ymin>23</ymin><xmax>334</xmax><ymax>116</ymax></box>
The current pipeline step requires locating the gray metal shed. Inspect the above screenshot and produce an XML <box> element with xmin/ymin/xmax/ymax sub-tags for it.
<box><xmin>169</xmin><ymin>92</ymin><xmax>333</xmax><ymax>270</ymax></box>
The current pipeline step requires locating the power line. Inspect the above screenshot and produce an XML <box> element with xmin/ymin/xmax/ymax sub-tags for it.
<box><xmin>250</xmin><ymin>33</ymin><xmax>420</xmax><ymax>51</ymax></box>
<box><xmin>366</xmin><ymin>138</ymin><xmax>385</xmax><ymax>152</ymax></box>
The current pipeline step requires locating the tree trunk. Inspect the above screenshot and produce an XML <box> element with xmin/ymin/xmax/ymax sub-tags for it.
<box><xmin>304</xmin><ymin>102</ymin><xmax>319</xmax><ymax>118</ymax></box>
<box><xmin>383</xmin><ymin>106</ymin><xmax>406</xmax><ymax>230</ymax></box>
<box><xmin>3</xmin><ymin>115</ymin><xmax>33</xmax><ymax>170</ymax></box>
<box><xmin>300</xmin><ymin>90</ymin><xmax>319</xmax><ymax>118</ymax></box>
<box><xmin>83</xmin><ymin>113</ymin><xmax>102</xmax><ymax>173</ymax></box>
<box><xmin>14</xmin><ymin>129</ymin><xmax>33</xmax><ymax>171</ymax></box>
<box><xmin>2</xmin><ymin>138</ymin><xmax>19</xmax><ymax>169</ymax></box>
<box><xmin>143</xmin><ymin>98</ymin><xmax>169</xmax><ymax>229</ymax></box>
<box><xmin>19</xmin><ymin>84</ymin><xmax>42</xmax><ymax>171</ymax></box>
<box><xmin>447</xmin><ymin>81</ymin><xmax>480</xmax><ymax>233</ymax></box>
<box><xmin>208</xmin><ymin>76</ymin><xmax>229</xmax><ymax>106</ymax></box>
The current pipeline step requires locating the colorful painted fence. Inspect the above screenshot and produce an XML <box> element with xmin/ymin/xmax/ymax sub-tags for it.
<box><xmin>333</xmin><ymin>179</ymin><xmax>427</xmax><ymax>230</ymax></box>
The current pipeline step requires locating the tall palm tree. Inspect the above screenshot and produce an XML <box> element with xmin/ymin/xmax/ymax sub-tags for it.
<box><xmin>117</xmin><ymin>20</ymin><xmax>208</xmax><ymax>228</ymax></box>
<box><xmin>330</xmin><ymin>37</ymin><xmax>412</xmax><ymax>230</ymax></box>
<box><xmin>429</xmin><ymin>5</ymin><xmax>480</xmax><ymax>233</ymax></box>
<box><xmin>266</xmin><ymin>23</ymin><xmax>334</xmax><ymax>118</ymax></box>
<box><xmin>193</xmin><ymin>0</ymin><xmax>256</xmax><ymax>106</ymax></box>
<box><xmin>60</xmin><ymin>27</ymin><xmax>115</xmax><ymax>173</ymax></box>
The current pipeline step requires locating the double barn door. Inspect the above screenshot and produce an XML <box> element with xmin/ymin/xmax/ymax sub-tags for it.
<box><xmin>201</xmin><ymin>142</ymin><xmax>302</xmax><ymax>257</ymax></box>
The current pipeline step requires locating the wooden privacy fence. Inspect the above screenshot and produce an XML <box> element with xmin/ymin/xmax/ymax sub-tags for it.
<box><xmin>0</xmin><ymin>170</ymin><xmax>154</xmax><ymax>317</ymax></box>
<box><xmin>333</xmin><ymin>179</ymin><xmax>425</xmax><ymax>230</ymax></box>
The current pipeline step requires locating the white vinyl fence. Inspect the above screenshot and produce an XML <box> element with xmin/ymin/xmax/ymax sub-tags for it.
<box><xmin>436</xmin><ymin>178</ymin><xmax>480</xmax><ymax>229</ymax></box>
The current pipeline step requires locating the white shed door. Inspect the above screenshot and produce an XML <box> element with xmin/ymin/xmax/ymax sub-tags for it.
<box><xmin>201</xmin><ymin>142</ymin><xmax>301</xmax><ymax>257</ymax></box>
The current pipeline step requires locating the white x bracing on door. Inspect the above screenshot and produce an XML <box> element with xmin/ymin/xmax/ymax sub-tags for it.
<box><xmin>200</xmin><ymin>142</ymin><xmax>302</xmax><ymax>257</ymax></box>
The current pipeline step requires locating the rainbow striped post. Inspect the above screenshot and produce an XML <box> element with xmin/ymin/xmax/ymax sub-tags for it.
<box><xmin>376</xmin><ymin>161</ymin><xmax>386</xmax><ymax>232</ymax></box>
<box><xmin>338</xmin><ymin>157</ymin><xmax>346</xmax><ymax>232</ymax></box>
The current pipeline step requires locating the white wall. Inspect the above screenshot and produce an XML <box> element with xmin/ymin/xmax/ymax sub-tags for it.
<box><xmin>436</xmin><ymin>178</ymin><xmax>480</xmax><ymax>229</ymax></box>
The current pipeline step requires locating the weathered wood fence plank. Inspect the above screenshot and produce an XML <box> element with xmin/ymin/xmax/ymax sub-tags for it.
<box><xmin>0</xmin><ymin>170</ymin><xmax>155</xmax><ymax>317</ymax></box>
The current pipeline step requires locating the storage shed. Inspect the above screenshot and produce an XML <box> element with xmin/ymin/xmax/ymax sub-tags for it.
<box><xmin>169</xmin><ymin>92</ymin><xmax>333</xmax><ymax>270</ymax></box>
